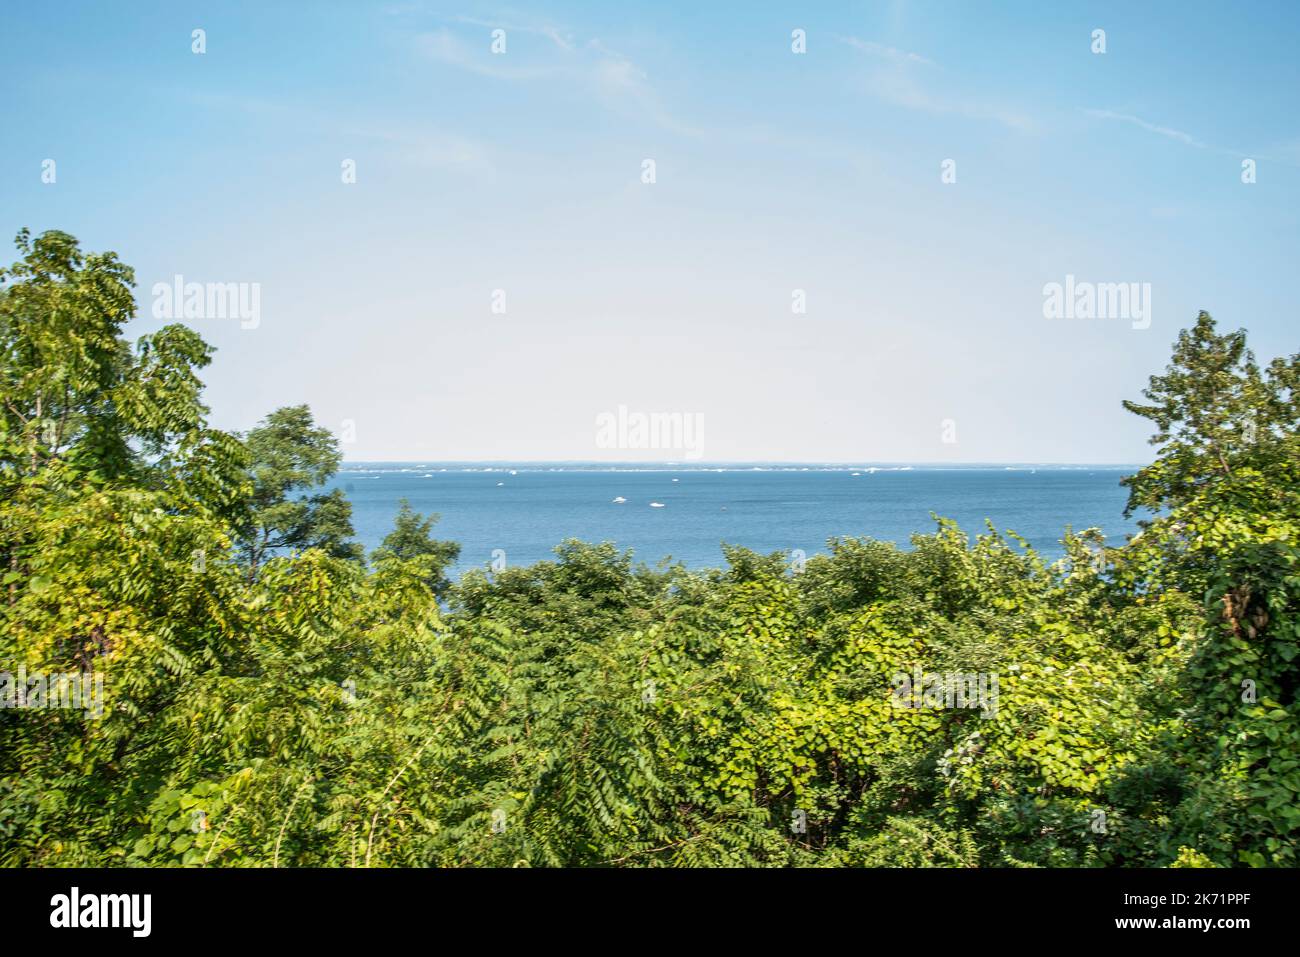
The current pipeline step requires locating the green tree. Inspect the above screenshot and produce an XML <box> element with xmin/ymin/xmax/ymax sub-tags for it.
<box><xmin>0</xmin><ymin>228</ymin><xmax>225</xmax><ymax>485</ymax></box>
<box><xmin>0</xmin><ymin>229</ymin><xmax>247</xmax><ymax>606</ymax></box>
<box><xmin>238</xmin><ymin>405</ymin><xmax>361</xmax><ymax>575</ymax></box>
<box><xmin>370</xmin><ymin>499</ymin><xmax>460</xmax><ymax>598</ymax></box>
<box><xmin>5</xmin><ymin>238</ymin><xmax>1298</xmax><ymax>872</ymax></box>
<box><xmin>1112</xmin><ymin>313</ymin><xmax>1300</xmax><ymax>866</ymax></box>
<box><xmin>1121</xmin><ymin>310</ymin><xmax>1300</xmax><ymax>516</ymax></box>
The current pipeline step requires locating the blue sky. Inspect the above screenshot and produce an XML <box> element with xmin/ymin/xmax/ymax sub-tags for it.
<box><xmin>2</xmin><ymin>1</ymin><xmax>1297</xmax><ymax>462</ymax></box>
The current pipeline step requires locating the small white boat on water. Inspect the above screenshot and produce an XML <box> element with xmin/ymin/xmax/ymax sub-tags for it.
<box><xmin>612</xmin><ymin>496</ymin><xmax>627</xmax><ymax>503</ymax></box>
<box><xmin>649</xmin><ymin>502</ymin><xmax>665</xmax><ymax>508</ymax></box>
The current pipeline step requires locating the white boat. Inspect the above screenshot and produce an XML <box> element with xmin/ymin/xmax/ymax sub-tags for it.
<box><xmin>649</xmin><ymin>502</ymin><xmax>665</xmax><ymax>508</ymax></box>
<box><xmin>612</xmin><ymin>496</ymin><xmax>627</xmax><ymax>503</ymax></box>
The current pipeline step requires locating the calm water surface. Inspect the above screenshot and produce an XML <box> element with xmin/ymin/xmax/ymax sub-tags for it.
<box><xmin>327</xmin><ymin>464</ymin><xmax>1145</xmax><ymax>577</ymax></box>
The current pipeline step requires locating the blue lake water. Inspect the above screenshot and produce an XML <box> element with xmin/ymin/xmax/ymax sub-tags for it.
<box><xmin>328</xmin><ymin>464</ymin><xmax>1145</xmax><ymax>577</ymax></box>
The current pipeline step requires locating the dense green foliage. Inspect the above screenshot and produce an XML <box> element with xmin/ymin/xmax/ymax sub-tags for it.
<box><xmin>239</xmin><ymin>404</ymin><xmax>364</xmax><ymax>575</ymax></box>
<box><xmin>1</xmin><ymin>231</ymin><xmax>1297</xmax><ymax>867</ymax></box>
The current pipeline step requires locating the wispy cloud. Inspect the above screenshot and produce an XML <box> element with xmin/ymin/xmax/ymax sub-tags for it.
<box><xmin>414</xmin><ymin>28</ymin><xmax>551</xmax><ymax>80</ymax></box>
<box><xmin>840</xmin><ymin>33</ymin><xmax>1032</xmax><ymax>132</ymax></box>
<box><xmin>541</xmin><ymin>26</ymin><xmax>574</xmax><ymax>53</ymax></box>
<box><xmin>583</xmin><ymin>38</ymin><xmax>703</xmax><ymax>137</ymax></box>
<box><xmin>1080</xmin><ymin>108</ymin><xmax>1300</xmax><ymax>166</ymax></box>
<box><xmin>452</xmin><ymin>14</ymin><xmax>576</xmax><ymax>52</ymax></box>
<box><xmin>410</xmin><ymin>23</ymin><xmax>699</xmax><ymax>136</ymax></box>
<box><xmin>837</xmin><ymin>35</ymin><xmax>936</xmax><ymax>68</ymax></box>
<box><xmin>1083</xmin><ymin>109</ymin><xmax>1206</xmax><ymax>148</ymax></box>
<box><xmin>867</xmin><ymin>70</ymin><xmax>1033</xmax><ymax>130</ymax></box>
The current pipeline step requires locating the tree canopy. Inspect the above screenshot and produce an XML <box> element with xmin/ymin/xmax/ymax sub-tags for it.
<box><xmin>1</xmin><ymin>231</ymin><xmax>1296</xmax><ymax>868</ymax></box>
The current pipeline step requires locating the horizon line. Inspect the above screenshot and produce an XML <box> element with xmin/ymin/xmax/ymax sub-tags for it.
<box><xmin>339</xmin><ymin>459</ymin><xmax>1149</xmax><ymax>467</ymax></box>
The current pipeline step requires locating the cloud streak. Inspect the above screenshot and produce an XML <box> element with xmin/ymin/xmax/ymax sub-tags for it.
<box><xmin>1081</xmin><ymin>108</ymin><xmax>1300</xmax><ymax>167</ymax></box>
<box><xmin>1083</xmin><ymin>109</ymin><xmax>1207</xmax><ymax>149</ymax></box>
<box><xmin>415</xmin><ymin>28</ymin><xmax>551</xmax><ymax>80</ymax></box>
<box><xmin>411</xmin><ymin>24</ymin><xmax>701</xmax><ymax>136</ymax></box>
<box><xmin>837</xmin><ymin>35</ymin><xmax>937</xmax><ymax>68</ymax></box>
<box><xmin>452</xmin><ymin>14</ymin><xmax>576</xmax><ymax>52</ymax></box>
<box><xmin>840</xmin><ymin>33</ymin><xmax>1032</xmax><ymax>132</ymax></box>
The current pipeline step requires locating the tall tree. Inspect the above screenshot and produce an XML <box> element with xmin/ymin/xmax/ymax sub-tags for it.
<box><xmin>1121</xmin><ymin>310</ymin><xmax>1300</xmax><ymax>516</ymax></box>
<box><xmin>0</xmin><ymin>228</ymin><xmax>215</xmax><ymax>484</ymax></box>
<box><xmin>0</xmin><ymin>229</ymin><xmax>247</xmax><ymax>607</ymax></box>
<box><xmin>239</xmin><ymin>404</ymin><xmax>361</xmax><ymax>575</ymax></box>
